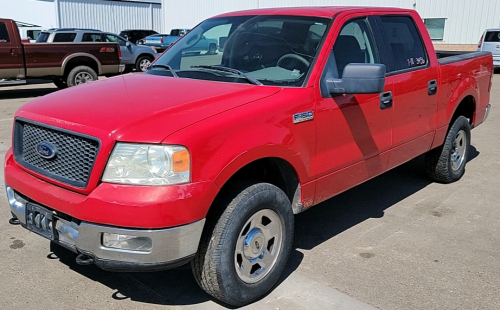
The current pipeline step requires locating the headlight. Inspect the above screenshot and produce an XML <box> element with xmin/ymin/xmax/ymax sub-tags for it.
<box><xmin>102</xmin><ymin>143</ymin><xmax>190</xmax><ymax>185</ymax></box>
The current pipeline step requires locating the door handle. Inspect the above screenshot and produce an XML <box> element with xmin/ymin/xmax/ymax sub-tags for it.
<box><xmin>428</xmin><ymin>79</ymin><xmax>438</xmax><ymax>95</ymax></box>
<box><xmin>380</xmin><ymin>91</ymin><xmax>393</xmax><ymax>110</ymax></box>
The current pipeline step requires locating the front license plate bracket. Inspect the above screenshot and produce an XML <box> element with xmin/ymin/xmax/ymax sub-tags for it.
<box><xmin>26</xmin><ymin>203</ymin><xmax>55</xmax><ymax>240</ymax></box>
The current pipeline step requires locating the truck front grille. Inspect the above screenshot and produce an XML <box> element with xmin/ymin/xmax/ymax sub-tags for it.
<box><xmin>13</xmin><ymin>120</ymin><xmax>100</xmax><ymax>188</ymax></box>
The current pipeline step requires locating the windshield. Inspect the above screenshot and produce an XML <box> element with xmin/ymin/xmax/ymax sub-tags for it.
<box><xmin>147</xmin><ymin>15</ymin><xmax>330</xmax><ymax>86</ymax></box>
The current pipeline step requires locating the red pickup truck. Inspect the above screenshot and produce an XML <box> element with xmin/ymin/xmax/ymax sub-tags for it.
<box><xmin>5</xmin><ymin>7</ymin><xmax>492</xmax><ymax>306</ymax></box>
<box><xmin>0</xmin><ymin>18</ymin><xmax>123</xmax><ymax>88</ymax></box>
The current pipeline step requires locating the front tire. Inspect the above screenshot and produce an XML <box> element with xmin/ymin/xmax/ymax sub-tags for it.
<box><xmin>425</xmin><ymin>116</ymin><xmax>471</xmax><ymax>183</ymax></box>
<box><xmin>66</xmin><ymin>66</ymin><xmax>98</xmax><ymax>87</ymax></box>
<box><xmin>135</xmin><ymin>56</ymin><xmax>153</xmax><ymax>72</ymax></box>
<box><xmin>191</xmin><ymin>182</ymin><xmax>294</xmax><ymax>306</ymax></box>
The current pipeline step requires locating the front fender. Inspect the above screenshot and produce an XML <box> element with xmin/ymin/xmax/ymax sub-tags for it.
<box><xmin>163</xmin><ymin>88</ymin><xmax>317</xmax><ymax>191</ymax></box>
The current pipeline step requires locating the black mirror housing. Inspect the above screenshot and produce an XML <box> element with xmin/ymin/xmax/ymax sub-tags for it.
<box><xmin>328</xmin><ymin>63</ymin><xmax>386</xmax><ymax>94</ymax></box>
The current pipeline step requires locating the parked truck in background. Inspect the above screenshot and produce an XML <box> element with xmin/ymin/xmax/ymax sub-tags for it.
<box><xmin>477</xmin><ymin>28</ymin><xmax>500</xmax><ymax>68</ymax></box>
<box><xmin>4</xmin><ymin>7</ymin><xmax>492</xmax><ymax>307</ymax></box>
<box><xmin>0</xmin><ymin>18</ymin><xmax>123</xmax><ymax>88</ymax></box>
<box><xmin>143</xmin><ymin>28</ymin><xmax>217</xmax><ymax>54</ymax></box>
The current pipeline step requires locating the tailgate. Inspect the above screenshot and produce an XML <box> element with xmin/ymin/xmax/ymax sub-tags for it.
<box><xmin>145</xmin><ymin>36</ymin><xmax>164</xmax><ymax>44</ymax></box>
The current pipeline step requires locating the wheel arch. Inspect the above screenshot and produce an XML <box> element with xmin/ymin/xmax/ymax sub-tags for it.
<box><xmin>214</xmin><ymin>156</ymin><xmax>303</xmax><ymax>214</ymax></box>
<box><xmin>136</xmin><ymin>53</ymin><xmax>154</xmax><ymax>62</ymax></box>
<box><xmin>450</xmin><ymin>94</ymin><xmax>476</xmax><ymax>127</ymax></box>
<box><xmin>61</xmin><ymin>54</ymin><xmax>101</xmax><ymax>77</ymax></box>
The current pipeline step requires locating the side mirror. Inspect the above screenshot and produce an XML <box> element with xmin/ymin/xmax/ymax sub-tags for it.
<box><xmin>126</xmin><ymin>41</ymin><xmax>131</xmax><ymax>47</ymax></box>
<box><xmin>327</xmin><ymin>63</ymin><xmax>386</xmax><ymax>94</ymax></box>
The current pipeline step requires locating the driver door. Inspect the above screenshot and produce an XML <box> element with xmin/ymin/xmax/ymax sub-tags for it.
<box><xmin>314</xmin><ymin>16</ymin><xmax>393</xmax><ymax>204</ymax></box>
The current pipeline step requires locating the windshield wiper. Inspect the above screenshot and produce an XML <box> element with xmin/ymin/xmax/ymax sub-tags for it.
<box><xmin>149</xmin><ymin>64</ymin><xmax>179</xmax><ymax>78</ymax></box>
<box><xmin>190</xmin><ymin>65</ymin><xmax>263</xmax><ymax>85</ymax></box>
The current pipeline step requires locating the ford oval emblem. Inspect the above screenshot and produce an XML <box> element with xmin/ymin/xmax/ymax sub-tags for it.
<box><xmin>36</xmin><ymin>142</ymin><xmax>58</xmax><ymax>160</ymax></box>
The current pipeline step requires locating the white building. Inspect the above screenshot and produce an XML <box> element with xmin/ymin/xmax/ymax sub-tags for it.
<box><xmin>3</xmin><ymin>0</ymin><xmax>500</xmax><ymax>47</ymax></box>
<box><xmin>162</xmin><ymin>0</ymin><xmax>500</xmax><ymax>47</ymax></box>
<box><xmin>2</xmin><ymin>0</ymin><xmax>162</xmax><ymax>34</ymax></box>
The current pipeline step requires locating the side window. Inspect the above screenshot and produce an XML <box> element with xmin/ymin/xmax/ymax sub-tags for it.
<box><xmin>380</xmin><ymin>16</ymin><xmax>427</xmax><ymax>72</ymax></box>
<box><xmin>82</xmin><ymin>33</ymin><xmax>102</xmax><ymax>42</ymax></box>
<box><xmin>53</xmin><ymin>33</ymin><xmax>77</xmax><ymax>42</ymax></box>
<box><xmin>332</xmin><ymin>18</ymin><xmax>379</xmax><ymax>77</ymax></box>
<box><xmin>0</xmin><ymin>22</ymin><xmax>10</xmax><ymax>43</ymax></box>
<box><xmin>104</xmin><ymin>34</ymin><xmax>126</xmax><ymax>46</ymax></box>
<box><xmin>27</xmin><ymin>30</ymin><xmax>41</xmax><ymax>40</ymax></box>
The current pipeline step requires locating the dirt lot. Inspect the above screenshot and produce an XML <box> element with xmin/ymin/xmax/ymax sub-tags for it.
<box><xmin>0</xmin><ymin>75</ymin><xmax>499</xmax><ymax>310</ymax></box>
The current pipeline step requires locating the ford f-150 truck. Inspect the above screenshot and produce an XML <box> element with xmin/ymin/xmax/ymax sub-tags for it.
<box><xmin>0</xmin><ymin>18</ymin><xmax>123</xmax><ymax>88</ymax></box>
<box><xmin>4</xmin><ymin>7</ymin><xmax>492</xmax><ymax>306</ymax></box>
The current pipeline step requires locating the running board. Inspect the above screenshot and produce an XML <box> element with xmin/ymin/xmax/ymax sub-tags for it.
<box><xmin>0</xmin><ymin>80</ymin><xmax>27</xmax><ymax>86</ymax></box>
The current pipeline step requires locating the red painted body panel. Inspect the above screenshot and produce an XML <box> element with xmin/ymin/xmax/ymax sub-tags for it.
<box><xmin>5</xmin><ymin>149</ymin><xmax>216</xmax><ymax>228</ymax></box>
<box><xmin>4</xmin><ymin>8</ymin><xmax>493</xmax><ymax>230</ymax></box>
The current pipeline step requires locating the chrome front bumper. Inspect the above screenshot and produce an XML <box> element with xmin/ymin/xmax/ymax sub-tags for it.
<box><xmin>7</xmin><ymin>185</ymin><xmax>205</xmax><ymax>271</ymax></box>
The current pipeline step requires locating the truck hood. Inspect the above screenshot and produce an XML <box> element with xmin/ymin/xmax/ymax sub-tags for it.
<box><xmin>17</xmin><ymin>73</ymin><xmax>281</xmax><ymax>143</ymax></box>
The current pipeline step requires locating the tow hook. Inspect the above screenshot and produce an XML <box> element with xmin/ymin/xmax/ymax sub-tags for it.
<box><xmin>9</xmin><ymin>217</ymin><xmax>20</xmax><ymax>225</ymax></box>
<box><xmin>76</xmin><ymin>254</ymin><xmax>95</xmax><ymax>266</ymax></box>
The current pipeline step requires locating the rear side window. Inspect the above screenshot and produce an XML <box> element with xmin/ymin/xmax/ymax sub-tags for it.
<box><xmin>0</xmin><ymin>22</ymin><xmax>10</xmax><ymax>43</ymax></box>
<box><xmin>27</xmin><ymin>30</ymin><xmax>41</xmax><ymax>40</ymax></box>
<box><xmin>36</xmin><ymin>32</ymin><xmax>50</xmax><ymax>42</ymax></box>
<box><xmin>380</xmin><ymin>16</ymin><xmax>427</xmax><ymax>72</ymax></box>
<box><xmin>82</xmin><ymin>33</ymin><xmax>103</xmax><ymax>42</ymax></box>
<box><xmin>485</xmin><ymin>31</ymin><xmax>500</xmax><ymax>42</ymax></box>
<box><xmin>53</xmin><ymin>33</ymin><xmax>77</xmax><ymax>42</ymax></box>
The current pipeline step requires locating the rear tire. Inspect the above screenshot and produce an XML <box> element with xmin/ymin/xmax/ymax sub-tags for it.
<box><xmin>425</xmin><ymin>116</ymin><xmax>471</xmax><ymax>183</ymax></box>
<box><xmin>191</xmin><ymin>181</ymin><xmax>294</xmax><ymax>307</ymax></box>
<box><xmin>66</xmin><ymin>66</ymin><xmax>98</xmax><ymax>87</ymax></box>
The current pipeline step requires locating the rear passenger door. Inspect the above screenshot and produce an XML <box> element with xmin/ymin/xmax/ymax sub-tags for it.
<box><xmin>374</xmin><ymin>15</ymin><xmax>439</xmax><ymax>169</ymax></box>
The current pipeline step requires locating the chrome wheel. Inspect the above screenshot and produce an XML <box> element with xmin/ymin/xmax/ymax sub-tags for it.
<box><xmin>74</xmin><ymin>72</ymin><xmax>93</xmax><ymax>85</ymax></box>
<box><xmin>451</xmin><ymin>130</ymin><xmax>467</xmax><ymax>171</ymax></box>
<box><xmin>139</xmin><ymin>58</ymin><xmax>151</xmax><ymax>71</ymax></box>
<box><xmin>234</xmin><ymin>209</ymin><xmax>283</xmax><ymax>283</ymax></box>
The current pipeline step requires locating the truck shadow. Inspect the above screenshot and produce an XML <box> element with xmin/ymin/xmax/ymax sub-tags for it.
<box><xmin>0</xmin><ymin>86</ymin><xmax>57</xmax><ymax>100</ymax></box>
<box><xmin>293</xmin><ymin>146</ymin><xmax>479</xmax><ymax>252</ymax></box>
<box><xmin>0</xmin><ymin>79</ymin><xmax>57</xmax><ymax>99</ymax></box>
<box><xmin>47</xmin><ymin>147</ymin><xmax>479</xmax><ymax>308</ymax></box>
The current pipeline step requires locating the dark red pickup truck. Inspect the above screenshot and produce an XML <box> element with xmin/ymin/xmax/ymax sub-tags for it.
<box><xmin>0</xmin><ymin>18</ymin><xmax>123</xmax><ymax>88</ymax></box>
<box><xmin>4</xmin><ymin>7</ymin><xmax>492</xmax><ymax>306</ymax></box>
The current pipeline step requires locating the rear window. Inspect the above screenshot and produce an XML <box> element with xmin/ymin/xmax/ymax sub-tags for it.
<box><xmin>53</xmin><ymin>33</ymin><xmax>77</xmax><ymax>42</ymax></box>
<box><xmin>0</xmin><ymin>22</ymin><xmax>10</xmax><ymax>43</ymax></box>
<box><xmin>485</xmin><ymin>31</ymin><xmax>500</xmax><ymax>42</ymax></box>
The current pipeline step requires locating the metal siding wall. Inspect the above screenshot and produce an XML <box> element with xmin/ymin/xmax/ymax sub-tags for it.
<box><xmin>417</xmin><ymin>0</ymin><xmax>500</xmax><ymax>44</ymax></box>
<box><xmin>162</xmin><ymin>0</ymin><xmax>500</xmax><ymax>44</ymax></box>
<box><xmin>161</xmin><ymin>0</ymin><xmax>415</xmax><ymax>32</ymax></box>
<box><xmin>58</xmin><ymin>0</ymin><xmax>161</xmax><ymax>34</ymax></box>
